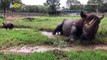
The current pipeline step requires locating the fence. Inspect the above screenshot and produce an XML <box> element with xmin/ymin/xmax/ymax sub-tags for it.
<box><xmin>0</xmin><ymin>13</ymin><xmax>48</xmax><ymax>17</ymax></box>
<box><xmin>0</xmin><ymin>12</ymin><xmax>107</xmax><ymax>17</ymax></box>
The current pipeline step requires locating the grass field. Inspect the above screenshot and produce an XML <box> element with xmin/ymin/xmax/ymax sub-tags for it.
<box><xmin>0</xmin><ymin>16</ymin><xmax>81</xmax><ymax>49</ymax></box>
<box><xmin>0</xmin><ymin>16</ymin><xmax>107</xmax><ymax>60</ymax></box>
<box><xmin>1</xmin><ymin>50</ymin><xmax>107</xmax><ymax>60</ymax></box>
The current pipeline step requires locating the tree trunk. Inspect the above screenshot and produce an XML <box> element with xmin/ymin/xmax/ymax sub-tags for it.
<box><xmin>96</xmin><ymin>4</ymin><xmax>99</xmax><ymax>15</ymax></box>
<box><xmin>3</xmin><ymin>7</ymin><xmax>6</xmax><ymax>20</ymax></box>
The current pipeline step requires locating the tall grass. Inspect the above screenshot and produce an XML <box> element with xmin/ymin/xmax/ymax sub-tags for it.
<box><xmin>96</xmin><ymin>17</ymin><xmax>107</xmax><ymax>44</ymax></box>
<box><xmin>12</xmin><ymin>16</ymin><xmax>80</xmax><ymax>31</ymax></box>
<box><xmin>1</xmin><ymin>50</ymin><xmax>107</xmax><ymax>60</ymax></box>
<box><xmin>0</xmin><ymin>29</ymin><xmax>50</xmax><ymax>49</ymax></box>
<box><xmin>0</xmin><ymin>52</ymin><xmax>57</xmax><ymax>60</ymax></box>
<box><xmin>0</xmin><ymin>16</ymin><xmax>107</xmax><ymax>60</ymax></box>
<box><xmin>67</xmin><ymin>50</ymin><xmax>107</xmax><ymax>60</ymax></box>
<box><xmin>0</xmin><ymin>16</ymin><xmax>107</xmax><ymax>48</ymax></box>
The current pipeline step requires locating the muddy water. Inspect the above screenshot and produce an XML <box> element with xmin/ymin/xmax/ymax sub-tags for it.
<box><xmin>0</xmin><ymin>46</ymin><xmax>81</xmax><ymax>54</ymax></box>
<box><xmin>14</xmin><ymin>28</ymin><xmax>32</xmax><ymax>30</ymax></box>
<box><xmin>40</xmin><ymin>31</ymin><xmax>55</xmax><ymax>38</ymax></box>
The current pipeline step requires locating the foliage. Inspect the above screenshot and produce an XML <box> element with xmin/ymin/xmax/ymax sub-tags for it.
<box><xmin>84</xmin><ymin>5</ymin><xmax>97</xmax><ymax>12</ymax></box>
<box><xmin>99</xmin><ymin>3</ymin><xmax>107</xmax><ymax>12</ymax></box>
<box><xmin>0</xmin><ymin>0</ymin><xmax>22</xmax><ymax>18</ymax></box>
<box><xmin>87</xmin><ymin>0</ymin><xmax>104</xmax><ymax>5</ymax></box>
<box><xmin>20</xmin><ymin>5</ymin><xmax>48</xmax><ymax>13</ymax></box>
<box><xmin>66</xmin><ymin>0</ymin><xmax>81</xmax><ymax>10</ymax></box>
<box><xmin>85</xmin><ymin>0</ymin><xmax>105</xmax><ymax>13</ymax></box>
<box><xmin>0</xmin><ymin>0</ymin><xmax>22</xmax><ymax>10</ymax></box>
<box><xmin>85</xmin><ymin>3</ymin><xmax>107</xmax><ymax>12</ymax></box>
<box><xmin>45</xmin><ymin>0</ymin><xmax>60</xmax><ymax>15</ymax></box>
<box><xmin>0</xmin><ymin>0</ymin><xmax>10</xmax><ymax>10</ymax></box>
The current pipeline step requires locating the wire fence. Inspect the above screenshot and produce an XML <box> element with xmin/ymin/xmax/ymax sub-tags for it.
<box><xmin>0</xmin><ymin>12</ymin><xmax>106</xmax><ymax>17</ymax></box>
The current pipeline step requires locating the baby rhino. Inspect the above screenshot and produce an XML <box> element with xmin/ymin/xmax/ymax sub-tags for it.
<box><xmin>2</xmin><ymin>22</ymin><xmax>14</xmax><ymax>30</ymax></box>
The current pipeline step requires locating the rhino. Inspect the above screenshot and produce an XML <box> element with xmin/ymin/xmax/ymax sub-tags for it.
<box><xmin>53</xmin><ymin>11</ymin><xmax>104</xmax><ymax>41</ymax></box>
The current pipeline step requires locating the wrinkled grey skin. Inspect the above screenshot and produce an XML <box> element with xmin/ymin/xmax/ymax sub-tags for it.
<box><xmin>53</xmin><ymin>11</ymin><xmax>104</xmax><ymax>41</ymax></box>
<box><xmin>81</xmin><ymin>15</ymin><xmax>104</xmax><ymax>40</ymax></box>
<box><xmin>62</xmin><ymin>19</ymin><xmax>84</xmax><ymax>41</ymax></box>
<box><xmin>52</xmin><ymin>11</ymin><xmax>85</xmax><ymax>41</ymax></box>
<box><xmin>53</xmin><ymin>19</ymin><xmax>83</xmax><ymax>41</ymax></box>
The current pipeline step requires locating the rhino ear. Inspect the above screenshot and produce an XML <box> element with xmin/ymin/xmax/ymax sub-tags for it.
<box><xmin>80</xmin><ymin>11</ymin><xmax>87</xmax><ymax>19</ymax></box>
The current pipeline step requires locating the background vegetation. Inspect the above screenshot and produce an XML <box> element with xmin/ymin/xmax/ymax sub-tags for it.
<box><xmin>0</xmin><ymin>16</ymin><xmax>107</xmax><ymax>49</ymax></box>
<box><xmin>0</xmin><ymin>0</ymin><xmax>107</xmax><ymax>60</ymax></box>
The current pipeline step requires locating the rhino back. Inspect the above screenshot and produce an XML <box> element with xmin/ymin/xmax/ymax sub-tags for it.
<box><xmin>62</xmin><ymin>20</ymin><xmax>76</xmax><ymax>36</ymax></box>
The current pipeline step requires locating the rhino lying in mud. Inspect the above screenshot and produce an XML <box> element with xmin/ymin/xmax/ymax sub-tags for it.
<box><xmin>53</xmin><ymin>11</ymin><xmax>104</xmax><ymax>41</ymax></box>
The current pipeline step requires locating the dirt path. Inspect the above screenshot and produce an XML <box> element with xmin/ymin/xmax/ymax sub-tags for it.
<box><xmin>0</xmin><ymin>31</ymin><xmax>107</xmax><ymax>54</ymax></box>
<box><xmin>1</xmin><ymin>45</ymin><xmax>107</xmax><ymax>54</ymax></box>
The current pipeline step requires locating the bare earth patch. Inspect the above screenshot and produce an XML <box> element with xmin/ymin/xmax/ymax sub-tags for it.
<box><xmin>0</xmin><ymin>31</ymin><xmax>107</xmax><ymax>54</ymax></box>
<box><xmin>40</xmin><ymin>31</ymin><xmax>55</xmax><ymax>38</ymax></box>
<box><xmin>1</xmin><ymin>45</ymin><xmax>107</xmax><ymax>54</ymax></box>
<box><xmin>14</xmin><ymin>28</ymin><xmax>31</xmax><ymax>30</ymax></box>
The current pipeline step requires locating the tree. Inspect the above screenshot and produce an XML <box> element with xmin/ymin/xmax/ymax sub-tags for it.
<box><xmin>0</xmin><ymin>0</ymin><xmax>22</xmax><ymax>18</ymax></box>
<box><xmin>100</xmin><ymin>3</ymin><xmax>107</xmax><ymax>12</ymax></box>
<box><xmin>87</xmin><ymin>0</ymin><xmax>104</xmax><ymax>14</ymax></box>
<box><xmin>21</xmin><ymin>5</ymin><xmax>48</xmax><ymax>13</ymax></box>
<box><xmin>45</xmin><ymin>0</ymin><xmax>60</xmax><ymax>15</ymax></box>
<box><xmin>66</xmin><ymin>0</ymin><xmax>81</xmax><ymax>10</ymax></box>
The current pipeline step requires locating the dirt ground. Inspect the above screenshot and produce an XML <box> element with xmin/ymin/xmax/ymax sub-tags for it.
<box><xmin>1</xmin><ymin>45</ymin><xmax>107</xmax><ymax>54</ymax></box>
<box><xmin>0</xmin><ymin>31</ymin><xmax>107</xmax><ymax>54</ymax></box>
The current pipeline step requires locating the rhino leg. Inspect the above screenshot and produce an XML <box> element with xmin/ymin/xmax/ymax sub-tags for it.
<box><xmin>52</xmin><ymin>23</ymin><xmax>63</xmax><ymax>35</ymax></box>
<box><xmin>68</xmin><ymin>25</ymin><xmax>77</xmax><ymax>42</ymax></box>
<box><xmin>53</xmin><ymin>19</ymin><xmax>66</xmax><ymax>35</ymax></box>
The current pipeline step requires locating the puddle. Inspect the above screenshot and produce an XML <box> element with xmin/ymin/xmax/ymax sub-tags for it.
<box><xmin>1</xmin><ymin>46</ymin><xmax>61</xmax><ymax>54</ymax></box>
<box><xmin>1</xmin><ymin>45</ymin><xmax>107</xmax><ymax>54</ymax></box>
<box><xmin>95</xmin><ymin>45</ymin><xmax>107</xmax><ymax>50</ymax></box>
<box><xmin>10</xmin><ymin>46</ymin><xmax>52</xmax><ymax>53</ymax></box>
<box><xmin>14</xmin><ymin>28</ymin><xmax>31</xmax><ymax>30</ymax></box>
<box><xmin>40</xmin><ymin>31</ymin><xmax>55</xmax><ymax>38</ymax></box>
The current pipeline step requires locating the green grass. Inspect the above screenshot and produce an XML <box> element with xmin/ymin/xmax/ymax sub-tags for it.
<box><xmin>1</xmin><ymin>50</ymin><xmax>107</xmax><ymax>60</ymax></box>
<box><xmin>12</xmin><ymin>16</ymin><xmax>107</xmax><ymax>38</ymax></box>
<box><xmin>67</xmin><ymin>50</ymin><xmax>107</xmax><ymax>60</ymax></box>
<box><xmin>0</xmin><ymin>52</ymin><xmax>57</xmax><ymax>60</ymax></box>
<box><xmin>0</xmin><ymin>16</ymin><xmax>81</xmax><ymax>48</ymax></box>
<box><xmin>0</xmin><ymin>16</ymin><xmax>107</xmax><ymax>60</ymax></box>
<box><xmin>96</xmin><ymin>17</ymin><xmax>107</xmax><ymax>44</ymax></box>
<box><xmin>13</xmin><ymin>16</ymin><xmax>80</xmax><ymax>31</ymax></box>
<box><xmin>0</xmin><ymin>16</ymin><xmax>107</xmax><ymax>48</ymax></box>
<box><xmin>0</xmin><ymin>29</ymin><xmax>50</xmax><ymax>49</ymax></box>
